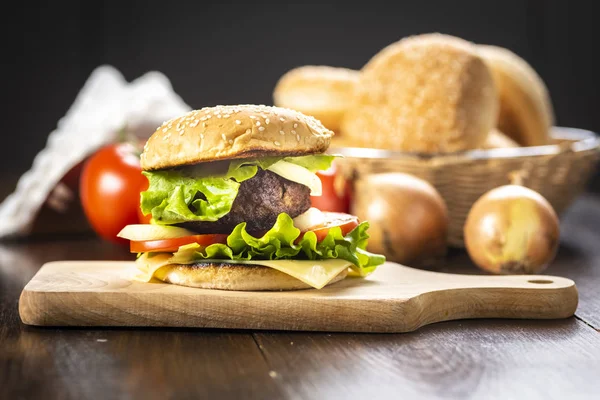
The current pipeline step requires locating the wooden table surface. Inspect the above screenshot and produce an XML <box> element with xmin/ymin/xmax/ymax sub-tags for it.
<box><xmin>2</xmin><ymin>195</ymin><xmax>600</xmax><ymax>399</ymax></box>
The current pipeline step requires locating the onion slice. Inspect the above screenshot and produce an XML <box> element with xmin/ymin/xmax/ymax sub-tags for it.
<box><xmin>117</xmin><ymin>224</ymin><xmax>196</xmax><ymax>241</ymax></box>
<box><xmin>292</xmin><ymin>208</ymin><xmax>326</xmax><ymax>231</ymax></box>
<box><xmin>267</xmin><ymin>160</ymin><xmax>322</xmax><ymax>196</ymax></box>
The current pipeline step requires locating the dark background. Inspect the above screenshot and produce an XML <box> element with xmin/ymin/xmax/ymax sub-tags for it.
<box><xmin>3</xmin><ymin>0</ymin><xmax>600</xmax><ymax>192</ymax></box>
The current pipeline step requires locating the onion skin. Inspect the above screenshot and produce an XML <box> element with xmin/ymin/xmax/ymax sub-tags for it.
<box><xmin>464</xmin><ymin>185</ymin><xmax>559</xmax><ymax>274</ymax></box>
<box><xmin>352</xmin><ymin>173</ymin><xmax>448</xmax><ymax>266</ymax></box>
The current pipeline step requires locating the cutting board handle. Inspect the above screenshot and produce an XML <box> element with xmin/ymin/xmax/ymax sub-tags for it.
<box><xmin>402</xmin><ymin>271</ymin><xmax>578</xmax><ymax>330</ymax></box>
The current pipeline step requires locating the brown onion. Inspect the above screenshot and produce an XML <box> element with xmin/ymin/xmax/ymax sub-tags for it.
<box><xmin>352</xmin><ymin>173</ymin><xmax>448</xmax><ymax>266</ymax></box>
<box><xmin>464</xmin><ymin>184</ymin><xmax>559</xmax><ymax>274</ymax></box>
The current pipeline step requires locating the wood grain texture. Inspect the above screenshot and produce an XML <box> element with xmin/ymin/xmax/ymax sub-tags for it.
<box><xmin>554</xmin><ymin>195</ymin><xmax>600</xmax><ymax>329</ymax></box>
<box><xmin>254</xmin><ymin>318</ymin><xmax>600</xmax><ymax>399</ymax></box>
<box><xmin>2</xmin><ymin>194</ymin><xmax>600</xmax><ymax>399</ymax></box>
<box><xmin>0</xmin><ymin>239</ymin><xmax>282</xmax><ymax>400</ymax></box>
<box><xmin>19</xmin><ymin>260</ymin><xmax>577</xmax><ymax>332</ymax></box>
<box><xmin>2</xmin><ymin>328</ymin><xmax>282</xmax><ymax>400</ymax></box>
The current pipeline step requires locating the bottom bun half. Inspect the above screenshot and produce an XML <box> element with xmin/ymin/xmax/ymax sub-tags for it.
<box><xmin>154</xmin><ymin>262</ymin><xmax>348</xmax><ymax>291</ymax></box>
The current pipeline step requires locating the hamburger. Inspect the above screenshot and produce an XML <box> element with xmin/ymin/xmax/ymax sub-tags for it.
<box><xmin>118</xmin><ymin>104</ymin><xmax>385</xmax><ymax>290</ymax></box>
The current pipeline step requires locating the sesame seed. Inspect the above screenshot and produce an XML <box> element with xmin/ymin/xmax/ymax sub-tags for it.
<box><xmin>279</xmin><ymin>117</ymin><xmax>285</xmax><ymax>122</ymax></box>
<box><xmin>249</xmin><ymin>116</ymin><xmax>256</xmax><ymax>119</ymax></box>
<box><xmin>228</xmin><ymin>139</ymin><xmax>234</xmax><ymax>144</ymax></box>
<box><xmin>245</xmin><ymin>129</ymin><xmax>251</xmax><ymax>134</ymax></box>
<box><xmin>223</xmin><ymin>114</ymin><xmax>230</xmax><ymax>118</ymax></box>
<box><xmin>258</xmin><ymin>126</ymin><xmax>265</xmax><ymax>132</ymax></box>
<box><xmin>291</xmin><ymin>130</ymin><xmax>296</xmax><ymax>135</ymax></box>
<box><xmin>221</xmin><ymin>134</ymin><xmax>227</xmax><ymax>141</ymax></box>
<box><xmin>265</xmin><ymin>118</ymin><xmax>270</xmax><ymax>124</ymax></box>
<box><xmin>217</xmin><ymin>115</ymin><xmax>222</xmax><ymax>119</ymax></box>
<box><xmin>203</xmin><ymin>122</ymin><xmax>207</xmax><ymax>128</ymax></box>
<box><xmin>255</xmin><ymin>121</ymin><xmax>261</xmax><ymax>126</ymax></box>
<box><xmin>176</xmin><ymin>123</ymin><xmax>182</xmax><ymax>130</ymax></box>
<box><xmin>296</xmin><ymin>134</ymin><xmax>301</xmax><ymax>141</ymax></box>
<box><xmin>235</xmin><ymin>120</ymin><xmax>241</xmax><ymax>125</ymax></box>
<box><xmin>200</xmin><ymin>133</ymin><xmax>204</xmax><ymax>139</ymax></box>
<box><xmin>179</xmin><ymin>131</ymin><xmax>184</xmax><ymax>136</ymax></box>
<box><xmin>274</xmin><ymin>141</ymin><xmax>281</xmax><ymax>146</ymax></box>
<box><xmin>162</xmin><ymin>128</ymin><xmax>168</xmax><ymax>132</ymax></box>
<box><xmin>293</xmin><ymin>123</ymin><xmax>298</xmax><ymax>128</ymax></box>
<box><xmin>279</xmin><ymin>130</ymin><xmax>285</xmax><ymax>135</ymax></box>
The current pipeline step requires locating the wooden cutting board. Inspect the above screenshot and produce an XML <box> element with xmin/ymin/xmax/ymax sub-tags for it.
<box><xmin>19</xmin><ymin>261</ymin><xmax>578</xmax><ymax>332</ymax></box>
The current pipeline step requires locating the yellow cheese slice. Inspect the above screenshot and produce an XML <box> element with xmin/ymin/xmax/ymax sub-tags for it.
<box><xmin>134</xmin><ymin>252</ymin><xmax>352</xmax><ymax>289</ymax></box>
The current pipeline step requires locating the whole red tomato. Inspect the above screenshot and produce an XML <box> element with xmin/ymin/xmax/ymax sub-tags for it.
<box><xmin>311</xmin><ymin>163</ymin><xmax>352</xmax><ymax>213</ymax></box>
<box><xmin>80</xmin><ymin>143</ymin><xmax>146</xmax><ymax>244</ymax></box>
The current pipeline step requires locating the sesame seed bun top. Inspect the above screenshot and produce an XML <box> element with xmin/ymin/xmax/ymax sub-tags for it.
<box><xmin>341</xmin><ymin>33</ymin><xmax>498</xmax><ymax>153</ymax></box>
<box><xmin>140</xmin><ymin>104</ymin><xmax>334</xmax><ymax>171</ymax></box>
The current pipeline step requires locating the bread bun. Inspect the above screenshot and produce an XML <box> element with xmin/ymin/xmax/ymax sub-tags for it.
<box><xmin>341</xmin><ymin>33</ymin><xmax>498</xmax><ymax>153</ymax></box>
<box><xmin>481</xmin><ymin>129</ymin><xmax>520</xmax><ymax>149</ymax></box>
<box><xmin>479</xmin><ymin>45</ymin><xmax>554</xmax><ymax>146</ymax></box>
<box><xmin>273</xmin><ymin>66</ymin><xmax>360</xmax><ymax>132</ymax></box>
<box><xmin>154</xmin><ymin>262</ymin><xmax>348</xmax><ymax>291</ymax></box>
<box><xmin>141</xmin><ymin>104</ymin><xmax>334</xmax><ymax>171</ymax></box>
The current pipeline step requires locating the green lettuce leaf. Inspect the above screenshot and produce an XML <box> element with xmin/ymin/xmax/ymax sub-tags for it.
<box><xmin>227</xmin><ymin>154</ymin><xmax>336</xmax><ymax>175</ymax></box>
<box><xmin>141</xmin><ymin>155</ymin><xmax>337</xmax><ymax>225</ymax></box>
<box><xmin>283</xmin><ymin>154</ymin><xmax>338</xmax><ymax>172</ymax></box>
<box><xmin>168</xmin><ymin>213</ymin><xmax>385</xmax><ymax>276</ymax></box>
<box><xmin>226</xmin><ymin>163</ymin><xmax>259</xmax><ymax>182</ymax></box>
<box><xmin>140</xmin><ymin>171</ymin><xmax>241</xmax><ymax>224</ymax></box>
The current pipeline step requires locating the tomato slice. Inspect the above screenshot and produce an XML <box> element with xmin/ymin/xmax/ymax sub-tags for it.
<box><xmin>130</xmin><ymin>234</ymin><xmax>228</xmax><ymax>253</ymax></box>
<box><xmin>130</xmin><ymin>212</ymin><xmax>359</xmax><ymax>252</ymax></box>
<box><xmin>311</xmin><ymin>165</ymin><xmax>351</xmax><ymax>213</ymax></box>
<box><xmin>297</xmin><ymin>212</ymin><xmax>359</xmax><ymax>243</ymax></box>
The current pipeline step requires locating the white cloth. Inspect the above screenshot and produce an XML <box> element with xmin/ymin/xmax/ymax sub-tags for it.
<box><xmin>0</xmin><ymin>65</ymin><xmax>191</xmax><ymax>238</ymax></box>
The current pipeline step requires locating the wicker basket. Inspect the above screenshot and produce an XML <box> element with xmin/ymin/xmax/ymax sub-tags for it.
<box><xmin>331</xmin><ymin>127</ymin><xmax>600</xmax><ymax>247</ymax></box>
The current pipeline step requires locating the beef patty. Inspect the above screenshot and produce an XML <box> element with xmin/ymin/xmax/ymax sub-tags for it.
<box><xmin>177</xmin><ymin>169</ymin><xmax>311</xmax><ymax>234</ymax></box>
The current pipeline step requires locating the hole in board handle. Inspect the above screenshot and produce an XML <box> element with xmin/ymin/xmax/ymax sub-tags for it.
<box><xmin>528</xmin><ymin>279</ymin><xmax>553</xmax><ymax>284</ymax></box>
